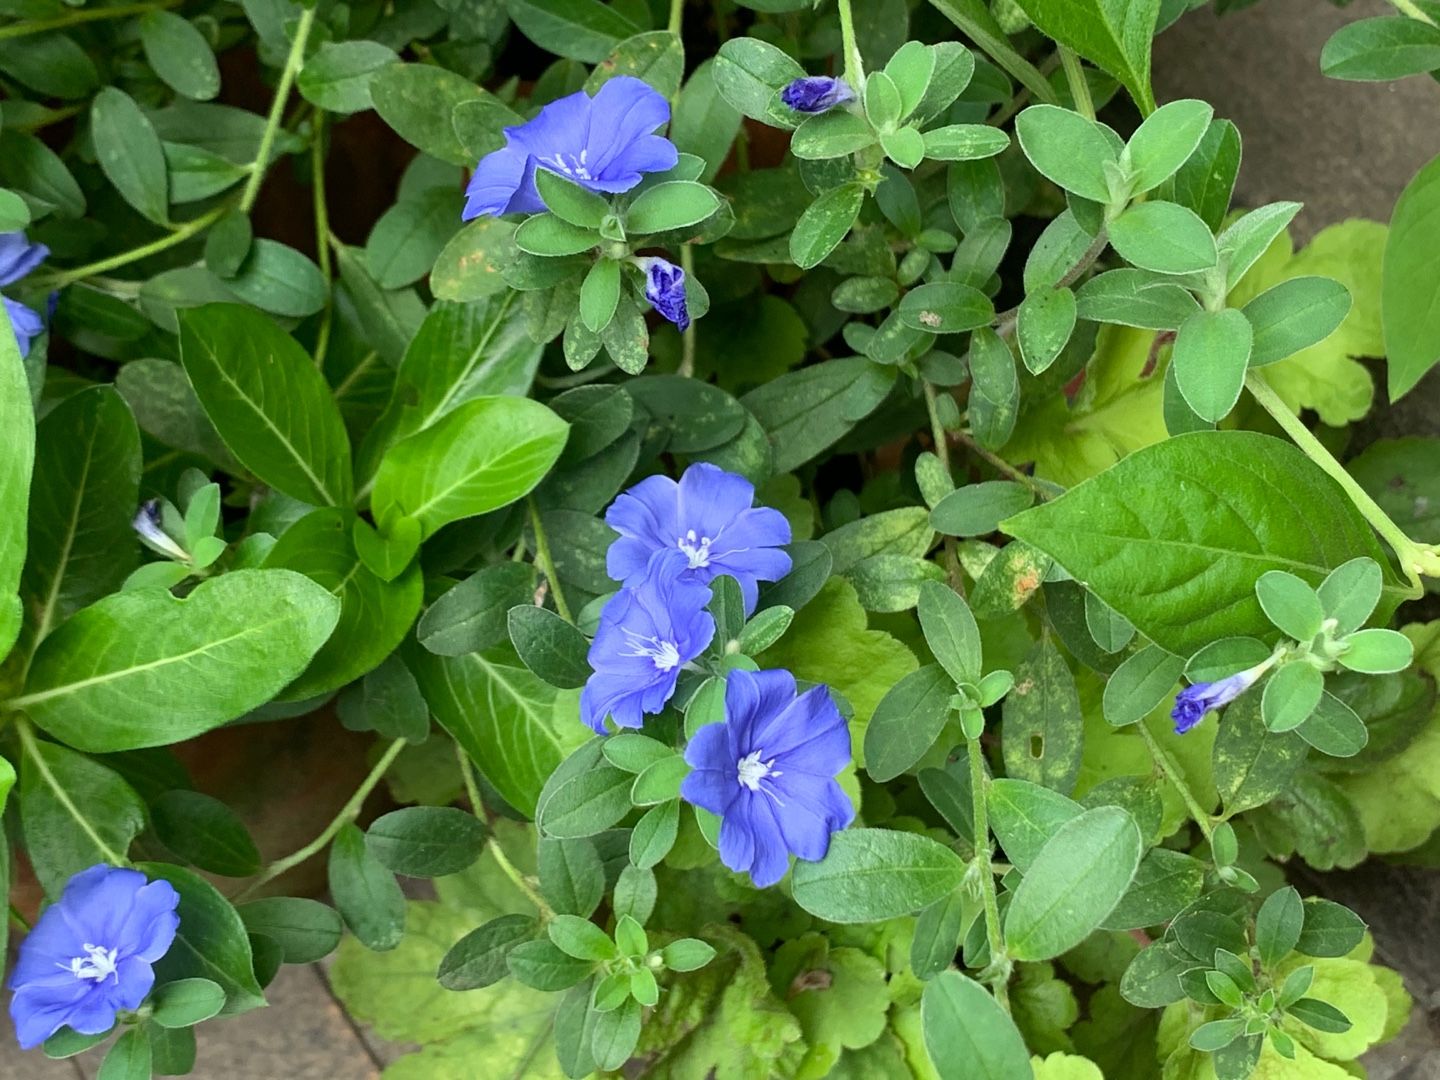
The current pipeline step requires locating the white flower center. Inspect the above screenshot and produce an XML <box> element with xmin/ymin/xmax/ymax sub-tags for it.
<box><xmin>677</xmin><ymin>529</ymin><xmax>714</xmax><ymax>570</ymax></box>
<box><xmin>542</xmin><ymin>149</ymin><xmax>593</xmax><ymax>181</ymax></box>
<box><xmin>623</xmin><ymin>630</ymin><xmax>681</xmax><ymax>672</ymax></box>
<box><xmin>63</xmin><ymin>943</ymin><xmax>119</xmax><ymax>983</ymax></box>
<box><xmin>737</xmin><ymin>750</ymin><xmax>783</xmax><ymax>805</ymax></box>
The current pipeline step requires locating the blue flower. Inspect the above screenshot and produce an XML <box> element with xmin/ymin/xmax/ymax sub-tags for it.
<box><xmin>605</xmin><ymin>463</ymin><xmax>792</xmax><ymax>613</ymax></box>
<box><xmin>781</xmin><ymin>76</ymin><xmax>855</xmax><ymax>114</ymax></box>
<box><xmin>636</xmin><ymin>256</ymin><xmax>689</xmax><ymax>331</ymax></box>
<box><xmin>680</xmin><ymin>668</ymin><xmax>855</xmax><ymax>888</ymax></box>
<box><xmin>1172</xmin><ymin>659</ymin><xmax>1272</xmax><ymax>734</ymax></box>
<box><xmin>0</xmin><ymin>231</ymin><xmax>49</xmax><ymax>357</ymax></box>
<box><xmin>8</xmin><ymin>865</ymin><xmax>180</xmax><ymax>1050</ymax></box>
<box><xmin>132</xmin><ymin>500</ymin><xmax>188</xmax><ymax>561</ymax></box>
<box><xmin>463</xmin><ymin>76</ymin><xmax>679</xmax><ymax>220</ymax></box>
<box><xmin>580</xmin><ymin>566</ymin><xmax>715</xmax><ymax>733</ymax></box>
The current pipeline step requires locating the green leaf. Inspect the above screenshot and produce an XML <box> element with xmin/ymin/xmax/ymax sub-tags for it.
<box><xmin>96</xmin><ymin>1027</ymin><xmax>149</xmax><ymax>1080</ymax></box>
<box><xmin>671</xmin><ymin>60</ymin><xmax>744</xmax><ymax>184</ymax></box>
<box><xmin>507</xmin><ymin>605</ymin><xmax>592</xmax><ymax>689</ymax></box>
<box><xmin>535</xmin><ymin>170</ymin><xmax>609</xmax><ymax>230</ymax></box>
<box><xmin>1218</xmin><ymin>201</ymin><xmax>1303</xmax><ymax>292</ymax></box>
<box><xmin>1256</xmin><ymin>570</ymin><xmax>1325</xmax><ymax>641</ymax></box>
<box><xmin>19</xmin><ymin>387</ymin><xmax>140</xmax><ymax>649</ymax></box>
<box><xmin>412</xmin><ymin>645</ymin><xmax>588</xmax><ymax>818</ymax></box>
<box><xmin>712</xmin><ymin>37</ymin><xmax>805</xmax><ymax>124</ymax></box>
<box><xmin>371</xmin><ymin>396</ymin><xmax>568</xmax><ymax>538</ymax></box>
<box><xmin>237</xmin><ymin>898</ymin><xmax>343</xmax><ymax>965</ymax></box>
<box><xmin>1173</xmin><ymin>118</ymin><xmax>1241</xmax><ymax>232</ymax></box>
<box><xmin>1011</xmin><ymin>0</ymin><xmax>1159</xmax><ymax>110</ymax></box>
<box><xmin>1383</xmin><ymin>152</ymin><xmax>1440</xmax><ymax>400</ymax></box>
<box><xmin>1295</xmin><ymin>898</ymin><xmax>1367</xmax><ymax>957</ymax></box>
<box><xmin>20</xmin><ymin>742</ymin><xmax>144</xmax><ymax>896</ymax></box>
<box><xmin>506</xmin><ymin>0</ymin><xmax>641</xmax><ymax>63</ymax></box>
<box><xmin>1338</xmin><ymin>627</ymin><xmax>1414</xmax><ymax>674</ymax></box>
<box><xmin>1017</xmin><ymin>287</ymin><xmax>1078</xmax><ymax>374</ymax></box>
<box><xmin>629</xmin><ymin>800</ymin><xmax>680</xmax><ymax>869</ymax></box>
<box><xmin>227</xmin><ymin>239</ymin><xmax>328</xmax><ymax>318</ymax></box>
<box><xmin>791</xmin><ymin>827</ymin><xmax>966</xmax><ymax>922</ymax></box>
<box><xmin>899</xmin><ymin>282</ymin><xmax>995</xmax><ymax>333</ymax></box>
<box><xmin>987</xmin><ymin>778</ymin><xmax>1082</xmax><ymax>872</ymax></box>
<box><xmin>179</xmin><ymin>304</ymin><xmax>352</xmax><ymax>506</ymax></box>
<box><xmin>1103</xmin><ymin>645</ymin><xmax>1185</xmax><ymax>726</ymax></box>
<box><xmin>631</xmin><ymin>755</ymin><xmax>690</xmax><ymax>806</ymax></box>
<box><xmin>328</xmin><ymin>822</ymin><xmax>406</xmax><ymax>952</ymax></box>
<box><xmin>514</xmin><ymin>212</ymin><xmax>601</xmax><ymax>257</ymax></box>
<box><xmin>1075</xmin><ymin>269</ymin><xmax>1200</xmax><ymax>330</ymax></box>
<box><xmin>0</xmin><ymin>129</ymin><xmax>85</xmax><ymax>219</ymax></box>
<box><xmin>537</xmin><ymin>836</ymin><xmax>604</xmax><ymax>919</ymax></box>
<box><xmin>152</xmin><ymin>790</ymin><xmax>260</xmax><ymax>877</ymax></box>
<box><xmin>1256</xmin><ymin>886</ymin><xmax>1304</xmax><ymax>968</ymax></box>
<box><xmin>437</xmin><ymin>913</ymin><xmax>536</xmax><ymax>990</ymax></box>
<box><xmin>18</xmin><ymin>569</ymin><xmax>339</xmax><ymax>752</ymax></box>
<box><xmin>1100</xmin><ymin>848</ymin><xmax>1205</xmax><ymax>931</ymax></box>
<box><xmin>921</xmin><ymin>971</ymin><xmax>1035</xmax><ymax>1080</ymax></box>
<box><xmin>1108</xmin><ymin>202</ymin><xmax>1217</xmax><ymax>274</ymax></box>
<box><xmin>627</xmin><ymin>181</ymin><xmax>722</xmax><ymax>234</ymax></box>
<box><xmin>1317</xmin><ymin>557</ymin><xmax>1383</xmax><ymax>636</ymax></box>
<box><xmin>917</xmin><ymin>579</ymin><xmax>982</xmax><ymax>684</ymax></box>
<box><xmin>365</xmin><ymin>188</ymin><xmax>464</xmax><ymax>289</ymax></box>
<box><xmin>509</xmin><ymin>937</ymin><xmax>594</xmax><ymax>990</ymax></box>
<box><xmin>366</xmin><ymin>807</ymin><xmax>487</xmax><ymax>878</ymax></box>
<box><xmin>921</xmin><ymin>124</ymin><xmax>1010</xmax><ymax>161</ymax></box>
<box><xmin>140</xmin><ymin>862</ymin><xmax>266</xmax><ymax>1014</ymax></box>
<box><xmin>548</xmin><ymin>914</ymin><xmax>616</xmax><ymax>961</ymax></box>
<box><xmin>585</xmin><ymin>30</ymin><xmax>686</xmax><ymax>97</ymax></box>
<box><xmin>1287</xmin><ymin>997</ymin><xmax>1353</xmax><ymax>1035</ymax></box>
<box><xmin>578</xmin><ymin>258</ymin><xmax>621</xmax><ymax>334</ymax></box>
<box><xmin>865</xmin><ymin>664</ymin><xmax>955</xmax><ymax>782</ymax></box>
<box><xmin>140</xmin><ymin>11</ymin><xmax>221</xmax><ymax>101</ymax></box>
<box><xmin>0</xmin><ymin>189</ymin><xmax>30</xmax><ymax>232</ymax></box>
<box><xmin>298</xmin><ymin>41</ymin><xmax>398</xmax><ymax>114</ymax></box>
<box><xmin>1297</xmin><ymin>691</ymin><xmax>1369</xmax><ymax>759</ymax></box>
<box><xmin>1261</xmin><ymin>662</ymin><xmax>1323</xmax><ymax>731</ymax></box>
<box><xmin>92</xmin><ymin>87</ymin><xmax>169</xmax><ymax>225</ymax></box>
<box><xmin>1004</xmin><ymin>806</ymin><xmax>1143</xmax><ymax>961</ymax></box>
<box><xmin>662</xmin><ymin>937</ymin><xmax>716</xmax><ymax>972</ymax></box>
<box><xmin>1213</xmin><ymin>694</ymin><xmax>1307</xmax><ymax>814</ymax></box>
<box><xmin>1014</xmin><ymin>105</ymin><xmax>1116</xmax><ymax>203</ymax></box>
<box><xmin>968</xmin><ymin>326</ymin><xmax>1019</xmax><ymax>450</ymax></box>
<box><xmin>151</xmin><ymin>978</ymin><xmax>227</xmax><ymax>1028</ymax></box>
<box><xmin>790</xmin><ymin>183</ymin><xmax>865</xmax><ymax>270</ymax></box>
<box><xmin>742</xmin><ymin>356</ymin><xmax>878</xmax><ymax>473</ymax></box>
<box><xmin>1123</xmin><ymin>98</ymin><xmax>1213</xmax><ymax>194</ymax></box>
<box><xmin>263</xmin><ymin>508</ymin><xmax>422</xmax><ymax>699</ymax></box>
<box><xmin>1243</xmin><ymin>276</ymin><xmax>1352</xmax><ymax>368</ymax></box>
<box><xmin>1002</xmin><ymin>639</ymin><xmax>1084</xmax><ymax>795</ymax></box>
<box><xmin>1321</xmin><ymin>16</ymin><xmax>1440</xmax><ymax>81</ymax></box>
<box><xmin>370</xmin><ymin>62</ymin><xmax>483</xmax><ymax>165</ymax></box>
<box><xmin>432</xmin><ymin>218</ymin><xmax>519</xmax><ymax>302</ymax></box>
<box><xmin>1189</xmin><ymin>1018</ymin><xmax>1244</xmax><ymax>1052</ymax></box>
<box><xmin>1002</xmin><ymin>431</ymin><xmax>1398</xmax><ymax>655</ymax></box>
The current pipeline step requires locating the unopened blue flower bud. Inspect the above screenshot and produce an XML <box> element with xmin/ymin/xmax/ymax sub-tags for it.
<box><xmin>1171</xmin><ymin>659</ymin><xmax>1273</xmax><ymax>734</ymax></box>
<box><xmin>132</xmin><ymin>500</ymin><xmax>189</xmax><ymax>562</ymax></box>
<box><xmin>781</xmin><ymin>76</ymin><xmax>855</xmax><ymax>114</ymax></box>
<box><xmin>635</xmin><ymin>256</ymin><xmax>690</xmax><ymax>331</ymax></box>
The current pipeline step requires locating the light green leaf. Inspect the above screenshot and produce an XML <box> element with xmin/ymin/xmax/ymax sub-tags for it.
<box><xmin>16</xmin><ymin>570</ymin><xmax>340</xmax><ymax>751</ymax></box>
<box><xmin>1014</xmin><ymin>105</ymin><xmax>1116</xmax><ymax>203</ymax></box>
<box><xmin>1171</xmin><ymin>307</ymin><xmax>1253</xmax><ymax>422</ymax></box>
<box><xmin>790</xmin><ymin>183</ymin><xmax>865</xmax><ymax>270</ymax></box>
<box><xmin>1123</xmin><ymin>98</ymin><xmax>1213</xmax><ymax>194</ymax></box>
<box><xmin>1012</xmin><ymin>0</ymin><xmax>1159</xmax><ymax>109</ymax></box>
<box><xmin>1383</xmin><ymin>151</ymin><xmax>1440</xmax><ymax>400</ymax></box>
<box><xmin>922</xmin><ymin>971</ymin><xmax>1035</xmax><ymax>1079</ymax></box>
<box><xmin>1108</xmin><ymin>201</ymin><xmax>1217</xmax><ymax>274</ymax></box>
<box><xmin>791</xmin><ymin>827</ymin><xmax>966</xmax><ymax>922</ymax></box>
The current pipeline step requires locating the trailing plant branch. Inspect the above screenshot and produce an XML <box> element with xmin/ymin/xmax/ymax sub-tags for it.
<box><xmin>835</xmin><ymin>0</ymin><xmax>865</xmax><ymax>89</ymax></box>
<box><xmin>1135</xmin><ymin>719</ymin><xmax>1214</xmax><ymax>841</ymax></box>
<box><xmin>40</xmin><ymin>204</ymin><xmax>231</xmax><ymax>289</ymax></box>
<box><xmin>239</xmin><ymin>4</ymin><xmax>318</xmax><ymax>214</ymax></box>
<box><xmin>1246</xmin><ymin>371</ymin><xmax>1438</xmax><ymax>593</ymax></box>
<box><xmin>528</xmin><ymin>498</ymin><xmax>574</xmax><ymax>622</ymax></box>
<box><xmin>1058</xmin><ymin>47</ymin><xmax>1094</xmax><ymax>121</ymax></box>
<box><xmin>0</xmin><ymin>0</ymin><xmax>179</xmax><ymax>41</ymax></box>
<box><xmin>678</xmin><ymin>244</ymin><xmax>698</xmax><ymax>377</ymax></box>
<box><xmin>928</xmin><ymin>0</ymin><xmax>1058</xmax><ymax>107</ymax></box>
<box><xmin>922</xmin><ymin>380</ymin><xmax>966</xmax><ymax>592</ymax></box>
<box><xmin>454</xmin><ymin>743</ymin><xmax>551</xmax><ymax>916</ymax></box>
<box><xmin>967</xmin><ymin>736</ymin><xmax>1010</xmax><ymax>1011</ymax></box>
<box><xmin>311</xmin><ymin>112</ymin><xmax>334</xmax><ymax>370</ymax></box>
<box><xmin>15</xmin><ymin>717</ymin><xmax>128</xmax><ymax>867</ymax></box>
<box><xmin>237</xmin><ymin>738</ymin><xmax>406</xmax><ymax>899</ymax></box>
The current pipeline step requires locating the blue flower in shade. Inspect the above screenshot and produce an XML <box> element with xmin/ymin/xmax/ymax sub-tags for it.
<box><xmin>605</xmin><ymin>463</ymin><xmax>792</xmax><ymax>613</ymax></box>
<box><xmin>680</xmin><ymin>668</ymin><xmax>855</xmax><ymax>888</ymax></box>
<box><xmin>462</xmin><ymin>76</ymin><xmax>679</xmax><ymax>220</ymax></box>
<box><xmin>0</xmin><ymin>231</ymin><xmax>49</xmax><ymax>357</ymax></box>
<box><xmin>8</xmin><ymin>865</ymin><xmax>180</xmax><ymax>1050</ymax></box>
<box><xmin>781</xmin><ymin>76</ymin><xmax>855</xmax><ymax>114</ymax></box>
<box><xmin>636</xmin><ymin>256</ymin><xmax>689</xmax><ymax>331</ymax></box>
<box><xmin>132</xmin><ymin>500</ymin><xmax>188</xmax><ymax>561</ymax></box>
<box><xmin>580</xmin><ymin>566</ymin><xmax>715</xmax><ymax>733</ymax></box>
<box><xmin>1172</xmin><ymin>659</ymin><xmax>1272</xmax><ymax>734</ymax></box>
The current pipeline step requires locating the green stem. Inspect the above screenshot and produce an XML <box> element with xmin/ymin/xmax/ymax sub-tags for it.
<box><xmin>239</xmin><ymin>5</ymin><xmax>317</xmax><ymax>214</ymax></box>
<box><xmin>310</xmin><ymin>112</ymin><xmax>334</xmax><ymax>370</ymax></box>
<box><xmin>237</xmin><ymin>738</ymin><xmax>406</xmax><ymax>899</ymax></box>
<box><xmin>1245</xmin><ymin>371</ymin><xmax>1435</xmax><ymax>593</ymax></box>
<box><xmin>455</xmin><ymin>746</ymin><xmax>551</xmax><ymax>917</ymax></box>
<box><xmin>16</xmin><ymin>718</ymin><xmax>127</xmax><ymax>866</ymax></box>
<box><xmin>1136</xmin><ymin>719</ymin><xmax>1213</xmax><ymax>841</ymax></box>
<box><xmin>528</xmin><ymin>498</ymin><xmax>574</xmax><ymax>622</ymax></box>
<box><xmin>929</xmin><ymin>0</ymin><xmax>1058</xmax><ymax>106</ymax></box>
<box><xmin>41</xmin><ymin>204</ymin><xmax>229</xmax><ymax>289</ymax></box>
<box><xmin>0</xmin><ymin>0</ymin><xmax>178</xmax><ymax>41</ymax></box>
<box><xmin>922</xmin><ymin>381</ymin><xmax>965</xmax><ymax>591</ymax></box>
<box><xmin>967</xmin><ymin>737</ymin><xmax>1009</xmax><ymax>1011</ymax></box>
<box><xmin>954</xmin><ymin>430</ymin><xmax>1048</xmax><ymax>498</ymax></box>
<box><xmin>1058</xmin><ymin>47</ymin><xmax>1094</xmax><ymax>121</ymax></box>
<box><xmin>677</xmin><ymin>245</ymin><xmax>698</xmax><ymax>378</ymax></box>
<box><xmin>836</xmin><ymin>0</ymin><xmax>865</xmax><ymax>88</ymax></box>
<box><xmin>667</xmin><ymin>0</ymin><xmax>684</xmax><ymax>37</ymax></box>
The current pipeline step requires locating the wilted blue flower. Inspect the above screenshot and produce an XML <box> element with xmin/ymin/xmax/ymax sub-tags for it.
<box><xmin>681</xmin><ymin>668</ymin><xmax>854</xmax><ymax>888</ymax></box>
<box><xmin>0</xmin><ymin>232</ymin><xmax>49</xmax><ymax>357</ymax></box>
<box><xmin>605</xmin><ymin>463</ymin><xmax>792</xmax><ymax>613</ymax></box>
<box><xmin>781</xmin><ymin>76</ymin><xmax>855</xmax><ymax>114</ymax></box>
<box><xmin>463</xmin><ymin>76</ymin><xmax>679</xmax><ymax>220</ymax></box>
<box><xmin>636</xmin><ymin>256</ymin><xmax>689</xmax><ymax>331</ymax></box>
<box><xmin>580</xmin><ymin>566</ymin><xmax>715</xmax><ymax>733</ymax></box>
<box><xmin>9</xmin><ymin>865</ymin><xmax>180</xmax><ymax>1050</ymax></box>
<box><xmin>1172</xmin><ymin>659</ymin><xmax>1272</xmax><ymax>734</ymax></box>
<box><xmin>132</xmin><ymin>500</ymin><xmax>188</xmax><ymax>561</ymax></box>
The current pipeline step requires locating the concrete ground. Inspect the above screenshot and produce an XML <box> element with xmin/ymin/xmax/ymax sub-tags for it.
<box><xmin>5</xmin><ymin>0</ymin><xmax>1440</xmax><ymax>1075</ymax></box>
